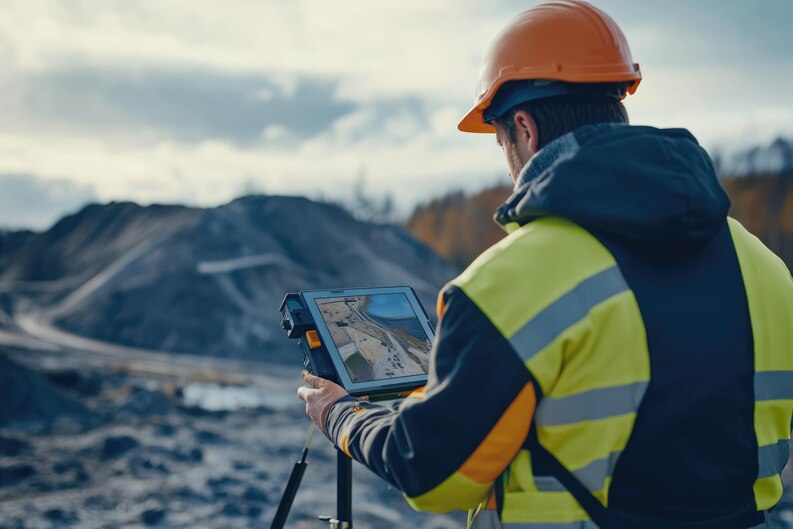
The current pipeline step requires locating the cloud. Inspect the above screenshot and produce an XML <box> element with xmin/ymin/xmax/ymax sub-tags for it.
<box><xmin>0</xmin><ymin>0</ymin><xmax>791</xmax><ymax>227</ymax></box>
<box><xmin>0</xmin><ymin>174</ymin><xmax>96</xmax><ymax>230</ymax></box>
<box><xmin>3</xmin><ymin>63</ymin><xmax>436</xmax><ymax>148</ymax></box>
<box><xmin>10</xmin><ymin>68</ymin><xmax>356</xmax><ymax>146</ymax></box>
<box><xmin>326</xmin><ymin>98</ymin><xmax>429</xmax><ymax>144</ymax></box>
<box><xmin>0</xmin><ymin>122</ymin><xmax>506</xmax><ymax>225</ymax></box>
<box><xmin>590</xmin><ymin>0</ymin><xmax>793</xmax><ymax>66</ymax></box>
<box><xmin>0</xmin><ymin>0</ymin><xmax>498</xmax><ymax>103</ymax></box>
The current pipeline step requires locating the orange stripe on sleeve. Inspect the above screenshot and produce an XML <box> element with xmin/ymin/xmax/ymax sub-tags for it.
<box><xmin>400</xmin><ymin>386</ymin><xmax>426</xmax><ymax>398</ymax></box>
<box><xmin>436</xmin><ymin>290</ymin><xmax>448</xmax><ymax>320</ymax></box>
<box><xmin>340</xmin><ymin>432</ymin><xmax>352</xmax><ymax>457</ymax></box>
<box><xmin>458</xmin><ymin>382</ymin><xmax>536</xmax><ymax>483</ymax></box>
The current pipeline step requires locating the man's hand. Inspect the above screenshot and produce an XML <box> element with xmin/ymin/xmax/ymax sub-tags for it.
<box><xmin>297</xmin><ymin>371</ymin><xmax>349</xmax><ymax>434</ymax></box>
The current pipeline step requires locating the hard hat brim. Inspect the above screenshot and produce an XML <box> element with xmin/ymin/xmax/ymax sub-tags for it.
<box><xmin>458</xmin><ymin>76</ymin><xmax>640</xmax><ymax>134</ymax></box>
<box><xmin>458</xmin><ymin>105</ymin><xmax>496</xmax><ymax>133</ymax></box>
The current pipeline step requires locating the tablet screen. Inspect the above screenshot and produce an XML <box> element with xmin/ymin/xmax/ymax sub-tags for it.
<box><xmin>316</xmin><ymin>293</ymin><xmax>432</xmax><ymax>382</ymax></box>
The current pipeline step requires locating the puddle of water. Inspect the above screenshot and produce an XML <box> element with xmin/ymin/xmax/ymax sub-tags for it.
<box><xmin>181</xmin><ymin>383</ymin><xmax>297</xmax><ymax>412</ymax></box>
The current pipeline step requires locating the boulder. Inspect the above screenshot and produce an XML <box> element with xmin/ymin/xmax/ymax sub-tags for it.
<box><xmin>100</xmin><ymin>435</ymin><xmax>140</xmax><ymax>459</ymax></box>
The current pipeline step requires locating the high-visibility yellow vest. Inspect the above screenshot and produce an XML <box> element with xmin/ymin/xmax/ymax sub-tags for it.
<box><xmin>730</xmin><ymin>219</ymin><xmax>793</xmax><ymax>511</ymax></box>
<box><xmin>455</xmin><ymin>217</ymin><xmax>792</xmax><ymax>529</ymax></box>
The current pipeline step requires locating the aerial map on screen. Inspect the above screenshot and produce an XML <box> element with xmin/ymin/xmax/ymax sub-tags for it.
<box><xmin>317</xmin><ymin>293</ymin><xmax>431</xmax><ymax>382</ymax></box>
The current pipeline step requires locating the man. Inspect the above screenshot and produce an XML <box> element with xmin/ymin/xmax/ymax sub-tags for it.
<box><xmin>298</xmin><ymin>1</ymin><xmax>793</xmax><ymax>528</ymax></box>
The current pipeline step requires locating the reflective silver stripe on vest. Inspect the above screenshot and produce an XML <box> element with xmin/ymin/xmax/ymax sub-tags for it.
<box><xmin>534</xmin><ymin>475</ymin><xmax>567</xmax><ymax>492</ymax></box>
<box><xmin>570</xmin><ymin>451</ymin><xmax>622</xmax><ymax>493</ymax></box>
<box><xmin>470</xmin><ymin>510</ymin><xmax>502</xmax><ymax>529</ymax></box>
<box><xmin>754</xmin><ymin>371</ymin><xmax>793</xmax><ymax>401</ymax></box>
<box><xmin>509</xmin><ymin>266</ymin><xmax>629</xmax><ymax>362</ymax></box>
<box><xmin>500</xmin><ymin>522</ymin><xmax>599</xmax><ymax>529</ymax></box>
<box><xmin>535</xmin><ymin>382</ymin><xmax>648</xmax><ymax>427</ymax></box>
<box><xmin>757</xmin><ymin>440</ymin><xmax>790</xmax><ymax>479</ymax></box>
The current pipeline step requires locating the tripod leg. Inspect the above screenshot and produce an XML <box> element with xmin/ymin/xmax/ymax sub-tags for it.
<box><xmin>270</xmin><ymin>425</ymin><xmax>315</xmax><ymax>529</ymax></box>
<box><xmin>337</xmin><ymin>449</ymin><xmax>353</xmax><ymax>527</ymax></box>
<box><xmin>270</xmin><ymin>455</ymin><xmax>308</xmax><ymax>529</ymax></box>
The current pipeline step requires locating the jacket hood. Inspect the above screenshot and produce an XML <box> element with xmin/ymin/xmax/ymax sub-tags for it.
<box><xmin>495</xmin><ymin>124</ymin><xmax>730</xmax><ymax>251</ymax></box>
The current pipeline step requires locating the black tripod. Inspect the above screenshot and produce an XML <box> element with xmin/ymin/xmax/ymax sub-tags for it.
<box><xmin>271</xmin><ymin>425</ymin><xmax>353</xmax><ymax>528</ymax></box>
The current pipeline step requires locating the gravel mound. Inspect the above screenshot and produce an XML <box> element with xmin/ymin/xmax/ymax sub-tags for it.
<box><xmin>0</xmin><ymin>353</ymin><xmax>86</xmax><ymax>428</ymax></box>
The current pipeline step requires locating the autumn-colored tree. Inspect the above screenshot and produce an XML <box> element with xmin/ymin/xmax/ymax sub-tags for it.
<box><xmin>408</xmin><ymin>179</ymin><xmax>793</xmax><ymax>272</ymax></box>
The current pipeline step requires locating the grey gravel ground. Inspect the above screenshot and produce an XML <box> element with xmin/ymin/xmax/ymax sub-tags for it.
<box><xmin>0</xmin><ymin>348</ymin><xmax>465</xmax><ymax>529</ymax></box>
<box><xmin>1</xmin><ymin>346</ymin><xmax>790</xmax><ymax>529</ymax></box>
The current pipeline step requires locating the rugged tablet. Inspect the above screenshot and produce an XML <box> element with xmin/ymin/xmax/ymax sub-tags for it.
<box><xmin>280</xmin><ymin>286</ymin><xmax>434</xmax><ymax>397</ymax></box>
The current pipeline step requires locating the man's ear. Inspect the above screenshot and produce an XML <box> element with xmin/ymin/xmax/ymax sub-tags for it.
<box><xmin>512</xmin><ymin>110</ymin><xmax>539</xmax><ymax>154</ymax></box>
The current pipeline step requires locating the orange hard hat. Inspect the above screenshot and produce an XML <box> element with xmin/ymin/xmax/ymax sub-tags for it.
<box><xmin>458</xmin><ymin>0</ymin><xmax>641</xmax><ymax>133</ymax></box>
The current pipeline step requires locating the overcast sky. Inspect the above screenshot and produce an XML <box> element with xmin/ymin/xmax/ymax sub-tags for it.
<box><xmin>1</xmin><ymin>0</ymin><xmax>792</xmax><ymax>230</ymax></box>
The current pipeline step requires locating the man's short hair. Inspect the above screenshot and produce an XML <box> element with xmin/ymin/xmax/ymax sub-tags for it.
<box><xmin>494</xmin><ymin>82</ymin><xmax>630</xmax><ymax>149</ymax></box>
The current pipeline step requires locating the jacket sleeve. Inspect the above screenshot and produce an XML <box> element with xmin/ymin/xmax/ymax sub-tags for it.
<box><xmin>325</xmin><ymin>285</ymin><xmax>538</xmax><ymax>513</ymax></box>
